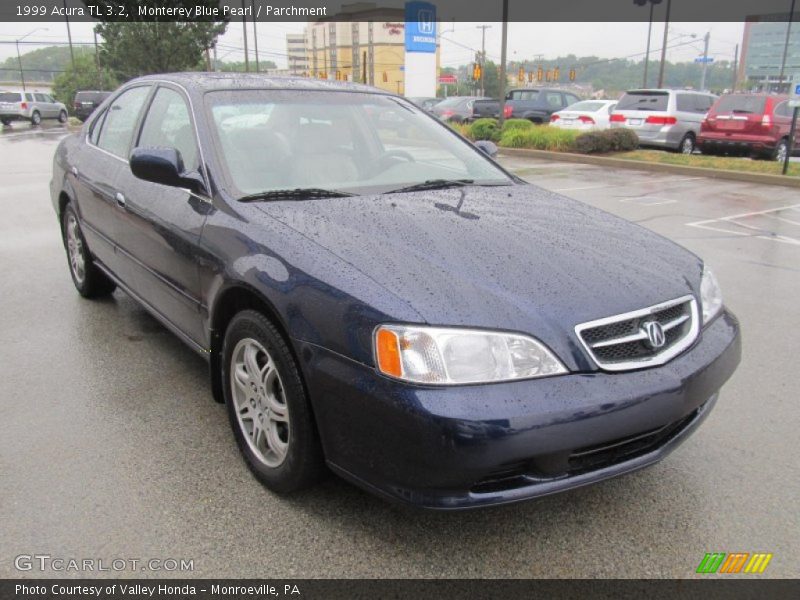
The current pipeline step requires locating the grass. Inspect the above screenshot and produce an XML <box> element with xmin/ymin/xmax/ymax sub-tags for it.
<box><xmin>616</xmin><ymin>150</ymin><xmax>800</xmax><ymax>178</ymax></box>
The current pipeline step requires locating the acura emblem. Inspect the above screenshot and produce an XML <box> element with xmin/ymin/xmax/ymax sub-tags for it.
<box><xmin>642</xmin><ymin>320</ymin><xmax>666</xmax><ymax>349</ymax></box>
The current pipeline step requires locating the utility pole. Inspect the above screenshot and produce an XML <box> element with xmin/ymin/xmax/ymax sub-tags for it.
<box><xmin>700</xmin><ymin>31</ymin><xmax>710</xmax><ymax>91</ymax></box>
<box><xmin>476</xmin><ymin>25</ymin><xmax>491</xmax><ymax>96</ymax></box>
<box><xmin>643</xmin><ymin>1</ymin><xmax>655</xmax><ymax>87</ymax></box>
<box><xmin>213</xmin><ymin>44</ymin><xmax>218</xmax><ymax>72</ymax></box>
<box><xmin>731</xmin><ymin>43</ymin><xmax>739</xmax><ymax>92</ymax></box>
<box><xmin>16</xmin><ymin>40</ymin><xmax>25</xmax><ymax>91</ymax></box>
<box><xmin>657</xmin><ymin>0</ymin><xmax>672</xmax><ymax>88</ymax></box>
<box><xmin>778</xmin><ymin>0</ymin><xmax>796</xmax><ymax>93</ymax></box>
<box><xmin>241</xmin><ymin>1</ymin><xmax>249</xmax><ymax>72</ymax></box>
<box><xmin>251</xmin><ymin>0</ymin><xmax>259</xmax><ymax>72</ymax></box>
<box><xmin>63</xmin><ymin>0</ymin><xmax>75</xmax><ymax>68</ymax></box>
<box><xmin>498</xmin><ymin>0</ymin><xmax>509</xmax><ymax>126</ymax></box>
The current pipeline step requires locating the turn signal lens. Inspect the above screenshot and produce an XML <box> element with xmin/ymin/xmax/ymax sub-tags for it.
<box><xmin>374</xmin><ymin>325</ymin><xmax>567</xmax><ymax>385</ymax></box>
<box><xmin>375</xmin><ymin>328</ymin><xmax>402</xmax><ymax>377</ymax></box>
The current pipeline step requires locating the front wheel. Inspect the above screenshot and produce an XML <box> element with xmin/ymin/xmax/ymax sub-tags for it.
<box><xmin>222</xmin><ymin>310</ymin><xmax>325</xmax><ymax>493</ymax></box>
<box><xmin>58</xmin><ymin>110</ymin><xmax>68</xmax><ymax>124</ymax></box>
<box><xmin>62</xmin><ymin>204</ymin><xmax>116</xmax><ymax>298</ymax></box>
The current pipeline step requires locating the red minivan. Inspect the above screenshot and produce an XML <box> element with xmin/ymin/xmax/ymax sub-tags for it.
<box><xmin>698</xmin><ymin>94</ymin><xmax>798</xmax><ymax>161</ymax></box>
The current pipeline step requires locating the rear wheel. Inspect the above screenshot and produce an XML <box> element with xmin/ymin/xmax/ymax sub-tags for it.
<box><xmin>30</xmin><ymin>111</ymin><xmax>41</xmax><ymax>126</ymax></box>
<box><xmin>58</xmin><ymin>110</ymin><xmax>68</xmax><ymax>124</ymax></box>
<box><xmin>774</xmin><ymin>138</ymin><xmax>789</xmax><ymax>163</ymax></box>
<box><xmin>678</xmin><ymin>133</ymin><xmax>695</xmax><ymax>155</ymax></box>
<box><xmin>62</xmin><ymin>204</ymin><xmax>117</xmax><ymax>298</ymax></box>
<box><xmin>222</xmin><ymin>310</ymin><xmax>325</xmax><ymax>493</ymax></box>
<box><xmin>1</xmin><ymin>117</ymin><xmax>10</xmax><ymax>126</ymax></box>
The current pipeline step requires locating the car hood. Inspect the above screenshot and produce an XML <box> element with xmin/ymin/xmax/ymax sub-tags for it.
<box><xmin>254</xmin><ymin>184</ymin><xmax>702</xmax><ymax>371</ymax></box>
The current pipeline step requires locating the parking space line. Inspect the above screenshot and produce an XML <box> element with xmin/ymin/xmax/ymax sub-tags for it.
<box><xmin>620</xmin><ymin>197</ymin><xmax>678</xmax><ymax>206</ymax></box>
<box><xmin>687</xmin><ymin>203</ymin><xmax>800</xmax><ymax>246</ymax></box>
<box><xmin>552</xmin><ymin>176</ymin><xmax>703</xmax><ymax>193</ymax></box>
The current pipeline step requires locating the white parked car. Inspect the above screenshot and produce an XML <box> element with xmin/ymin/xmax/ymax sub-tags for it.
<box><xmin>549</xmin><ymin>100</ymin><xmax>618</xmax><ymax>131</ymax></box>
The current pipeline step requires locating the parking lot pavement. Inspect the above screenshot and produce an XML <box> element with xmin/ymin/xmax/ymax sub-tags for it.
<box><xmin>0</xmin><ymin>128</ymin><xmax>798</xmax><ymax>579</ymax></box>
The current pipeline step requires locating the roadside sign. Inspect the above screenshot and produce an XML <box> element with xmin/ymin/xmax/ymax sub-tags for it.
<box><xmin>694</xmin><ymin>57</ymin><xmax>714</xmax><ymax>64</ymax></box>
<box><xmin>795</xmin><ymin>83</ymin><xmax>800</xmax><ymax>95</ymax></box>
<box><xmin>438</xmin><ymin>74</ymin><xmax>457</xmax><ymax>84</ymax></box>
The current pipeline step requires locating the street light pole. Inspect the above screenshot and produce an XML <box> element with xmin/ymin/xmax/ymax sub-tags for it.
<box><xmin>778</xmin><ymin>0</ymin><xmax>796</xmax><ymax>93</ymax></box>
<box><xmin>643</xmin><ymin>2</ymin><xmax>654</xmax><ymax>87</ymax></box>
<box><xmin>657</xmin><ymin>0</ymin><xmax>672</xmax><ymax>88</ymax></box>
<box><xmin>700</xmin><ymin>31</ymin><xmax>710</xmax><ymax>91</ymax></box>
<box><xmin>63</xmin><ymin>0</ymin><xmax>75</xmax><ymax>68</ymax></box>
<box><xmin>241</xmin><ymin>0</ymin><xmax>249</xmax><ymax>72</ymax></box>
<box><xmin>498</xmin><ymin>0</ymin><xmax>509</xmax><ymax>126</ymax></box>
<box><xmin>15</xmin><ymin>27</ymin><xmax>48</xmax><ymax>92</ymax></box>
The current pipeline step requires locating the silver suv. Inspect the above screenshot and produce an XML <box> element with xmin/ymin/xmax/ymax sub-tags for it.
<box><xmin>0</xmin><ymin>90</ymin><xmax>68</xmax><ymax>126</ymax></box>
<box><xmin>610</xmin><ymin>89</ymin><xmax>717</xmax><ymax>154</ymax></box>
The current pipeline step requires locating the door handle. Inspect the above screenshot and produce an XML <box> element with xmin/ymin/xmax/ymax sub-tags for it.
<box><xmin>115</xmin><ymin>192</ymin><xmax>126</xmax><ymax>208</ymax></box>
<box><xmin>71</xmin><ymin>166</ymin><xmax>78</xmax><ymax>177</ymax></box>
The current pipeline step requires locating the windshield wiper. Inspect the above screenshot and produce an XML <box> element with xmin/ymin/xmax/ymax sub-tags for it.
<box><xmin>386</xmin><ymin>179</ymin><xmax>475</xmax><ymax>194</ymax></box>
<box><xmin>238</xmin><ymin>188</ymin><xmax>355</xmax><ymax>202</ymax></box>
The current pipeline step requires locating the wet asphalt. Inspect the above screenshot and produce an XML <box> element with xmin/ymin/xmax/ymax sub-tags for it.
<box><xmin>0</xmin><ymin>122</ymin><xmax>798</xmax><ymax>579</ymax></box>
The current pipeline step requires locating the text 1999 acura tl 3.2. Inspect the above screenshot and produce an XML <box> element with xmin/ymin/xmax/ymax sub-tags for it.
<box><xmin>50</xmin><ymin>74</ymin><xmax>741</xmax><ymax>509</ymax></box>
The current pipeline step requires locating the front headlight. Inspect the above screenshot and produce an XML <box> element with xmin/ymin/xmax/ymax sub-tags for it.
<box><xmin>700</xmin><ymin>266</ymin><xmax>723</xmax><ymax>324</ymax></box>
<box><xmin>374</xmin><ymin>325</ymin><xmax>567</xmax><ymax>385</ymax></box>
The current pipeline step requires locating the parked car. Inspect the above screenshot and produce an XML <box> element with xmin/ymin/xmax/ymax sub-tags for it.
<box><xmin>473</xmin><ymin>88</ymin><xmax>583</xmax><ymax>123</ymax></box>
<box><xmin>73</xmin><ymin>90</ymin><xmax>112</xmax><ymax>122</ymax></box>
<box><xmin>407</xmin><ymin>96</ymin><xmax>441</xmax><ymax>112</ymax></box>
<box><xmin>610</xmin><ymin>89</ymin><xmax>717</xmax><ymax>153</ymax></box>
<box><xmin>430</xmin><ymin>95</ymin><xmax>487</xmax><ymax>123</ymax></box>
<box><xmin>550</xmin><ymin>100</ymin><xmax>618</xmax><ymax>131</ymax></box>
<box><xmin>51</xmin><ymin>74</ymin><xmax>740</xmax><ymax>509</ymax></box>
<box><xmin>698</xmin><ymin>94</ymin><xmax>799</xmax><ymax>161</ymax></box>
<box><xmin>0</xmin><ymin>90</ymin><xmax>68</xmax><ymax>126</ymax></box>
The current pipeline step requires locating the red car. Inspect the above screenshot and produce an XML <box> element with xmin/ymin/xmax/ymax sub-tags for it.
<box><xmin>698</xmin><ymin>94</ymin><xmax>798</xmax><ymax>161</ymax></box>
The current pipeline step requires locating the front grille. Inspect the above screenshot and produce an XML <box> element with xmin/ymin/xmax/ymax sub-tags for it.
<box><xmin>575</xmin><ymin>295</ymin><xmax>699</xmax><ymax>371</ymax></box>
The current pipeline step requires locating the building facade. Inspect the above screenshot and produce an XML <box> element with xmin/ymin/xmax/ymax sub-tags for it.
<box><xmin>286</xmin><ymin>33</ymin><xmax>308</xmax><ymax>76</ymax></box>
<box><xmin>740</xmin><ymin>17</ymin><xmax>800</xmax><ymax>92</ymax></box>
<box><xmin>288</xmin><ymin>3</ymin><xmax>439</xmax><ymax>94</ymax></box>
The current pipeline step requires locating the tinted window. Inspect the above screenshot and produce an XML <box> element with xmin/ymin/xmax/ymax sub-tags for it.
<box><xmin>138</xmin><ymin>87</ymin><xmax>199</xmax><ymax>171</ymax></box>
<box><xmin>714</xmin><ymin>95</ymin><xmax>767</xmax><ymax>114</ymax></box>
<box><xmin>0</xmin><ymin>92</ymin><xmax>21</xmax><ymax>102</ymax></box>
<box><xmin>34</xmin><ymin>93</ymin><xmax>47</xmax><ymax>102</ymax></box>
<box><xmin>510</xmin><ymin>90</ymin><xmax>539</xmax><ymax>101</ymax></box>
<box><xmin>676</xmin><ymin>94</ymin><xmax>694</xmax><ymax>112</ymax></box>
<box><xmin>696</xmin><ymin>95</ymin><xmax>715</xmax><ymax>112</ymax></box>
<box><xmin>96</xmin><ymin>86</ymin><xmax>150</xmax><ymax>158</ymax></box>
<box><xmin>616</xmin><ymin>91</ymin><xmax>669</xmax><ymax>111</ymax></box>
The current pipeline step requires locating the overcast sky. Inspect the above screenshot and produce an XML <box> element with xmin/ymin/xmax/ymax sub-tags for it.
<box><xmin>0</xmin><ymin>20</ymin><xmax>745</xmax><ymax>69</ymax></box>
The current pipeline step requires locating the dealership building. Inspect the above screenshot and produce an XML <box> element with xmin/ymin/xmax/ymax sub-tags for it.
<box><xmin>740</xmin><ymin>16</ymin><xmax>800</xmax><ymax>92</ymax></box>
<box><xmin>285</xmin><ymin>2</ymin><xmax>440</xmax><ymax>95</ymax></box>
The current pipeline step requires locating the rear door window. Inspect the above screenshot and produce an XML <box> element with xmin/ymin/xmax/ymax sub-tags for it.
<box><xmin>545</xmin><ymin>92</ymin><xmax>563</xmax><ymax>108</ymax></box>
<box><xmin>96</xmin><ymin>86</ymin><xmax>151</xmax><ymax>158</ymax></box>
<box><xmin>34</xmin><ymin>93</ymin><xmax>47</xmax><ymax>102</ymax></box>
<box><xmin>676</xmin><ymin>94</ymin><xmax>694</xmax><ymax>112</ymax></box>
<box><xmin>616</xmin><ymin>91</ymin><xmax>669</xmax><ymax>111</ymax></box>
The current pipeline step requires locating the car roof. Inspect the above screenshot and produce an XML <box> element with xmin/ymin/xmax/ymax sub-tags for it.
<box><xmin>131</xmin><ymin>72</ymin><xmax>390</xmax><ymax>95</ymax></box>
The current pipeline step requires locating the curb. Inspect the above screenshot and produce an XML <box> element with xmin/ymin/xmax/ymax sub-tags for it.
<box><xmin>498</xmin><ymin>147</ymin><xmax>800</xmax><ymax>189</ymax></box>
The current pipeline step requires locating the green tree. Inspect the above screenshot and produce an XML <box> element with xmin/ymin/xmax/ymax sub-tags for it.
<box><xmin>89</xmin><ymin>1</ymin><xmax>227</xmax><ymax>81</ymax></box>
<box><xmin>0</xmin><ymin>45</ymin><xmax>95</xmax><ymax>83</ymax></box>
<box><xmin>52</xmin><ymin>54</ymin><xmax>118</xmax><ymax>109</ymax></box>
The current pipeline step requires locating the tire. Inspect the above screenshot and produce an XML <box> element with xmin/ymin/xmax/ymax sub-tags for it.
<box><xmin>222</xmin><ymin>309</ymin><xmax>325</xmax><ymax>493</ymax></box>
<box><xmin>774</xmin><ymin>138</ymin><xmax>789</xmax><ymax>163</ymax></box>
<box><xmin>61</xmin><ymin>204</ymin><xmax>117</xmax><ymax>298</ymax></box>
<box><xmin>678</xmin><ymin>133</ymin><xmax>695</xmax><ymax>155</ymax></box>
<box><xmin>1</xmin><ymin>117</ymin><xmax>10</xmax><ymax>126</ymax></box>
<box><xmin>30</xmin><ymin>111</ymin><xmax>41</xmax><ymax>126</ymax></box>
<box><xmin>58</xmin><ymin>110</ymin><xmax>68</xmax><ymax>124</ymax></box>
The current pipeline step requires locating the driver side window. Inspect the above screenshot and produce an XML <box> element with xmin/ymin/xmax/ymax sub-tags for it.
<box><xmin>137</xmin><ymin>87</ymin><xmax>199</xmax><ymax>171</ymax></box>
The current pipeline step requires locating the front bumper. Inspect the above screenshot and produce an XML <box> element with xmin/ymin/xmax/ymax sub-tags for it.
<box><xmin>299</xmin><ymin>310</ymin><xmax>741</xmax><ymax>509</ymax></box>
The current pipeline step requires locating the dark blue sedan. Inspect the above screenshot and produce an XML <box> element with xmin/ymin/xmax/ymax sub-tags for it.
<box><xmin>50</xmin><ymin>74</ymin><xmax>740</xmax><ymax>509</ymax></box>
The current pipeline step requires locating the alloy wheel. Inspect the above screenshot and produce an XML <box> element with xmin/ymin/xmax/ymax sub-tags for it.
<box><xmin>776</xmin><ymin>141</ymin><xmax>788</xmax><ymax>163</ymax></box>
<box><xmin>230</xmin><ymin>338</ymin><xmax>290</xmax><ymax>467</ymax></box>
<box><xmin>65</xmin><ymin>213</ymin><xmax>86</xmax><ymax>284</ymax></box>
<box><xmin>681</xmin><ymin>136</ymin><xmax>694</xmax><ymax>154</ymax></box>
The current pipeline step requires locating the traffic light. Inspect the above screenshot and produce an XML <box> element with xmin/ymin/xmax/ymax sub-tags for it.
<box><xmin>518</xmin><ymin>66</ymin><xmax>525</xmax><ymax>82</ymax></box>
<box><xmin>472</xmin><ymin>63</ymin><xmax>482</xmax><ymax>81</ymax></box>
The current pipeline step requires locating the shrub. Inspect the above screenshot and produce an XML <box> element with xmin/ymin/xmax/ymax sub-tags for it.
<box><xmin>448</xmin><ymin>121</ymin><xmax>473</xmax><ymax>139</ymax></box>
<box><xmin>573</xmin><ymin>128</ymin><xmax>639</xmax><ymax>154</ymax></box>
<box><xmin>470</xmin><ymin>118</ymin><xmax>501</xmax><ymax>141</ymax></box>
<box><xmin>499</xmin><ymin>126</ymin><xmax>579</xmax><ymax>151</ymax></box>
<box><xmin>501</xmin><ymin>118</ymin><xmax>533</xmax><ymax>132</ymax></box>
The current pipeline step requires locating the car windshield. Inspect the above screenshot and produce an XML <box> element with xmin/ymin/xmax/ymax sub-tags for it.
<box><xmin>205</xmin><ymin>90</ymin><xmax>511</xmax><ymax>197</ymax></box>
<box><xmin>0</xmin><ymin>92</ymin><xmax>21</xmax><ymax>102</ymax></box>
<box><xmin>564</xmin><ymin>101</ymin><xmax>606</xmax><ymax>112</ymax></box>
<box><xmin>714</xmin><ymin>95</ymin><xmax>767</xmax><ymax>114</ymax></box>
<box><xmin>616</xmin><ymin>92</ymin><xmax>669</xmax><ymax>111</ymax></box>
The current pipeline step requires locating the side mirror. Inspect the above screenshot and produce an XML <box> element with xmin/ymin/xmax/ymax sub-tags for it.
<box><xmin>474</xmin><ymin>140</ymin><xmax>498</xmax><ymax>157</ymax></box>
<box><xmin>129</xmin><ymin>146</ymin><xmax>205</xmax><ymax>194</ymax></box>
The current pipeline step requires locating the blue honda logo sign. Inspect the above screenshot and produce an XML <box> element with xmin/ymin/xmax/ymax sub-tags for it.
<box><xmin>405</xmin><ymin>1</ymin><xmax>437</xmax><ymax>53</ymax></box>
